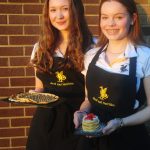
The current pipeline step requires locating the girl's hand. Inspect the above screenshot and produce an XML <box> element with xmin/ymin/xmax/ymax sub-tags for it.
<box><xmin>102</xmin><ymin>118</ymin><xmax>123</xmax><ymax>135</ymax></box>
<box><xmin>29</xmin><ymin>89</ymin><xmax>37</xmax><ymax>93</ymax></box>
<box><xmin>73</xmin><ymin>111</ymin><xmax>87</xmax><ymax>128</ymax></box>
<box><xmin>29</xmin><ymin>88</ymin><xmax>44</xmax><ymax>93</ymax></box>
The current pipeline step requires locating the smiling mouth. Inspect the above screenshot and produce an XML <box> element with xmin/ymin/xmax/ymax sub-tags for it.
<box><xmin>56</xmin><ymin>21</ymin><xmax>66</xmax><ymax>25</ymax></box>
<box><xmin>106</xmin><ymin>29</ymin><xmax>119</xmax><ymax>35</ymax></box>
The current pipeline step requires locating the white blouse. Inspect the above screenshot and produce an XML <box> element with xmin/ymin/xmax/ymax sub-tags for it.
<box><xmin>84</xmin><ymin>42</ymin><xmax>150</xmax><ymax>78</ymax></box>
<box><xmin>30</xmin><ymin>43</ymin><xmax>64</xmax><ymax>60</ymax></box>
<box><xmin>83</xmin><ymin>42</ymin><xmax>150</xmax><ymax>109</ymax></box>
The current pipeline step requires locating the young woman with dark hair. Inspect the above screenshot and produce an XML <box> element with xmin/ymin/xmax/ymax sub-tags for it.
<box><xmin>74</xmin><ymin>0</ymin><xmax>150</xmax><ymax>150</ymax></box>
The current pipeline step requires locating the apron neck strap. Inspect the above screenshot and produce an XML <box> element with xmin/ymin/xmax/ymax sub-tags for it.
<box><xmin>90</xmin><ymin>45</ymin><xmax>107</xmax><ymax>66</ymax></box>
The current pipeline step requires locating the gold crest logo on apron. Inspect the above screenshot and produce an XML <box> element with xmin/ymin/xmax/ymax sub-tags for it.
<box><xmin>93</xmin><ymin>86</ymin><xmax>115</xmax><ymax>107</ymax></box>
<box><xmin>56</xmin><ymin>71</ymin><xmax>66</xmax><ymax>82</ymax></box>
<box><xmin>49</xmin><ymin>70</ymin><xmax>74</xmax><ymax>86</ymax></box>
<box><xmin>99</xmin><ymin>86</ymin><xmax>108</xmax><ymax>100</ymax></box>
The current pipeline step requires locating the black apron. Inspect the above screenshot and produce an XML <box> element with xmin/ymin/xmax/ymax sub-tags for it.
<box><xmin>85</xmin><ymin>48</ymin><xmax>150</xmax><ymax>150</ymax></box>
<box><xmin>26</xmin><ymin>57</ymin><xmax>85</xmax><ymax>150</ymax></box>
<box><xmin>86</xmin><ymin>48</ymin><xmax>136</xmax><ymax>123</ymax></box>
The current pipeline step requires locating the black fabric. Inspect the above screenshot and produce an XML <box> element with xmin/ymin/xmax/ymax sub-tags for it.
<box><xmin>77</xmin><ymin>47</ymin><xmax>150</xmax><ymax>150</ymax></box>
<box><xmin>136</xmin><ymin>78</ymin><xmax>146</xmax><ymax>107</ymax></box>
<box><xmin>86</xmin><ymin>48</ymin><xmax>137</xmax><ymax>122</ymax></box>
<box><xmin>26</xmin><ymin>57</ymin><xmax>85</xmax><ymax>150</ymax></box>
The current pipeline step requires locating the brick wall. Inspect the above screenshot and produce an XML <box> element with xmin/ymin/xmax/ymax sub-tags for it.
<box><xmin>0</xmin><ymin>0</ymin><xmax>150</xmax><ymax>149</ymax></box>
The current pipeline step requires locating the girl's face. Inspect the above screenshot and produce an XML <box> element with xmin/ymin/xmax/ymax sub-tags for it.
<box><xmin>100</xmin><ymin>1</ymin><xmax>133</xmax><ymax>41</ymax></box>
<box><xmin>49</xmin><ymin>0</ymin><xmax>70</xmax><ymax>32</ymax></box>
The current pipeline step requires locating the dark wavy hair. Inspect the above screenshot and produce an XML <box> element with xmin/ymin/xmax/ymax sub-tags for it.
<box><xmin>97</xmin><ymin>0</ymin><xmax>145</xmax><ymax>47</ymax></box>
<box><xmin>31</xmin><ymin>0</ymin><xmax>93</xmax><ymax>72</ymax></box>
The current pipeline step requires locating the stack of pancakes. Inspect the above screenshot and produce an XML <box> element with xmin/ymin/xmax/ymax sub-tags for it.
<box><xmin>82</xmin><ymin>113</ymin><xmax>100</xmax><ymax>132</ymax></box>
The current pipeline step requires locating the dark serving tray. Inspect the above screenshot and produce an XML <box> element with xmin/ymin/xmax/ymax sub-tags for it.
<box><xmin>0</xmin><ymin>97</ymin><xmax>66</xmax><ymax>108</ymax></box>
<box><xmin>74</xmin><ymin>124</ymin><xmax>105</xmax><ymax>137</ymax></box>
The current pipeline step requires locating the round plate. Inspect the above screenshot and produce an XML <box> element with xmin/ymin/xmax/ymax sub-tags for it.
<box><xmin>74</xmin><ymin>124</ymin><xmax>105</xmax><ymax>137</ymax></box>
<box><xmin>0</xmin><ymin>97</ymin><xmax>66</xmax><ymax>108</ymax></box>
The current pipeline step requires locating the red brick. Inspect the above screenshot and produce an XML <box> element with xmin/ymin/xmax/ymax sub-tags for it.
<box><xmin>24</xmin><ymin>4</ymin><xmax>43</xmax><ymax>14</ymax></box>
<box><xmin>0</xmin><ymin>78</ymin><xmax>9</xmax><ymax>87</ymax></box>
<box><xmin>89</xmin><ymin>25</ymin><xmax>99</xmax><ymax>36</ymax></box>
<box><xmin>24</xmin><ymin>26</ymin><xmax>40</xmax><ymax>35</ymax></box>
<box><xmin>10</xmin><ymin>103</ymin><xmax>28</xmax><ymax>107</ymax></box>
<box><xmin>14</xmin><ymin>148</ymin><xmax>25</xmax><ymax>150</ymax></box>
<box><xmin>85</xmin><ymin>5</ymin><xmax>99</xmax><ymax>15</ymax></box>
<box><xmin>0</xmin><ymin>26</ymin><xmax>23</xmax><ymax>35</ymax></box>
<box><xmin>26</xmin><ymin>67</ymin><xmax>34</xmax><ymax>76</ymax></box>
<box><xmin>3</xmin><ymin>148</ymin><xmax>26</xmax><ymax>150</ymax></box>
<box><xmin>0</xmin><ymin>139</ymin><xmax>10</xmax><ymax>147</ymax></box>
<box><xmin>9</xmin><ymin>15</ymin><xmax>39</xmax><ymax>24</ymax></box>
<box><xmin>0</xmin><ymin>108</ymin><xmax>24</xmax><ymax>117</ymax></box>
<box><xmin>0</xmin><ymin>101</ymin><xmax>10</xmax><ymax>107</ymax></box>
<box><xmin>85</xmin><ymin>0</ymin><xmax>99</xmax><ymax>4</ymax></box>
<box><xmin>25</xmin><ymin>107</ymin><xmax>36</xmax><ymax>116</ymax></box>
<box><xmin>86</xmin><ymin>15</ymin><xmax>99</xmax><ymax>25</ymax></box>
<box><xmin>11</xmin><ymin>137</ymin><xmax>27</xmax><ymax>147</ymax></box>
<box><xmin>9</xmin><ymin>36</ymin><xmax>39</xmax><ymax>45</ymax></box>
<box><xmin>0</xmin><ymin>36</ymin><xmax>8</xmax><ymax>45</ymax></box>
<box><xmin>0</xmin><ymin>15</ymin><xmax>7</xmax><ymax>24</ymax></box>
<box><xmin>10</xmin><ymin>77</ymin><xmax>35</xmax><ymax>86</ymax></box>
<box><xmin>11</xmin><ymin>118</ymin><xmax>32</xmax><ymax>127</ymax></box>
<box><xmin>24</xmin><ymin>46</ymin><xmax>33</xmax><ymax>56</ymax></box>
<box><xmin>0</xmin><ymin>88</ymin><xmax>24</xmax><ymax>97</ymax></box>
<box><xmin>39</xmin><ymin>15</ymin><xmax>43</xmax><ymax>24</ymax></box>
<box><xmin>0</xmin><ymin>68</ymin><xmax>25</xmax><ymax>77</ymax></box>
<box><xmin>10</xmin><ymin>57</ymin><xmax>30</xmax><ymax>66</ymax></box>
<box><xmin>0</xmin><ymin>58</ymin><xmax>8</xmax><ymax>66</ymax></box>
<box><xmin>0</xmin><ymin>47</ymin><xmax>23</xmax><ymax>56</ymax></box>
<box><xmin>0</xmin><ymin>0</ymin><xmax>7</xmax><ymax>2</ymax></box>
<box><xmin>0</xmin><ymin>4</ymin><xmax>22</xmax><ymax>14</ymax></box>
<box><xmin>0</xmin><ymin>128</ymin><xmax>25</xmax><ymax>137</ymax></box>
<box><xmin>9</xmin><ymin>0</ymin><xmax>39</xmax><ymax>2</ymax></box>
<box><xmin>0</xmin><ymin>119</ymin><xmax>9</xmax><ymax>127</ymax></box>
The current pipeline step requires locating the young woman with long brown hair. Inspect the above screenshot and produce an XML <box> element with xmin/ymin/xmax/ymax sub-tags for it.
<box><xmin>74</xmin><ymin>0</ymin><xmax>150</xmax><ymax>150</ymax></box>
<box><xmin>26</xmin><ymin>0</ymin><xmax>93</xmax><ymax>149</ymax></box>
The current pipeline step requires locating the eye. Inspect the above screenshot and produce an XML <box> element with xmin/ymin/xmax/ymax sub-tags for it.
<box><xmin>115</xmin><ymin>15</ymin><xmax>124</xmax><ymax>20</ymax></box>
<box><xmin>101</xmin><ymin>16</ymin><xmax>108</xmax><ymax>20</ymax></box>
<box><xmin>63</xmin><ymin>7</ymin><xmax>69</xmax><ymax>11</ymax></box>
<box><xmin>50</xmin><ymin>9</ymin><xmax>56</xmax><ymax>12</ymax></box>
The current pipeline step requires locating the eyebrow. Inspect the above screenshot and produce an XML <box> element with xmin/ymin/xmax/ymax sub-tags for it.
<box><xmin>49</xmin><ymin>5</ymin><xmax>69</xmax><ymax>8</ymax></box>
<box><xmin>101</xmin><ymin>13</ymin><xmax>128</xmax><ymax>16</ymax></box>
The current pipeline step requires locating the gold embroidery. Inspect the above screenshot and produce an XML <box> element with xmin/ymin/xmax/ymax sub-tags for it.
<box><xmin>99</xmin><ymin>86</ymin><xmax>108</xmax><ymax>100</ymax></box>
<box><xmin>93</xmin><ymin>97</ymin><xmax>115</xmax><ymax>107</ymax></box>
<box><xmin>55</xmin><ymin>71</ymin><xmax>66</xmax><ymax>82</ymax></box>
<box><xmin>92</xmin><ymin>86</ymin><xmax>115</xmax><ymax>107</ymax></box>
<box><xmin>109</xmin><ymin>58</ymin><xmax>127</xmax><ymax>67</ymax></box>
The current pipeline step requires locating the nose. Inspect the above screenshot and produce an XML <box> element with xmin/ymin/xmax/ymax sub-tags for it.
<box><xmin>108</xmin><ymin>18</ymin><xmax>116</xmax><ymax>26</ymax></box>
<box><xmin>57</xmin><ymin>10</ymin><xmax>63</xmax><ymax>19</ymax></box>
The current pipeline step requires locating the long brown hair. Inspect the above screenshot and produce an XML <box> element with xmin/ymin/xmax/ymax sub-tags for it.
<box><xmin>97</xmin><ymin>0</ymin><xmax>145</xmax><ymax>47</ymax></box>
<box><xmin>31</xmin><ymin>0</ymin><xmax>93</xmax><ymax>72</ymax></box>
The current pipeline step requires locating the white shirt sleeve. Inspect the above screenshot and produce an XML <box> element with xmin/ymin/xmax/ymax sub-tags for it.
<box><xmin>143</xmin><ymin>53</ymin><xmax>150</xmax><ymax>77</ymax></box>
<box><xmin>137</xmin><ymin>46</ymin><xmax>150</xmax><ymax>78</ymax></box>
<box><xmin>30</xmin><ymin>43</ymin><xmax>39</xmax><ymax>60</ymax></box>
<box><xmin>82</xmin><ymin>47</ymin><xmax>100</xmax><ymax>75</ymax></box>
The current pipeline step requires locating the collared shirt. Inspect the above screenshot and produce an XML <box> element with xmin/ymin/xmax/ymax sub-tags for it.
<box><xmin>83</xmin><ymin>42</ymin><xmax>150</xmax><ymax>109</ymax></box>
<box><xmin>84</xmin><ymin>42</ymin><xmax>150</xmax><ymax>78</ymax></box>
<box><xmin>30</xmin><ymin>43</ymin><xmax>64</xmax><ymax>60</ymax></box>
